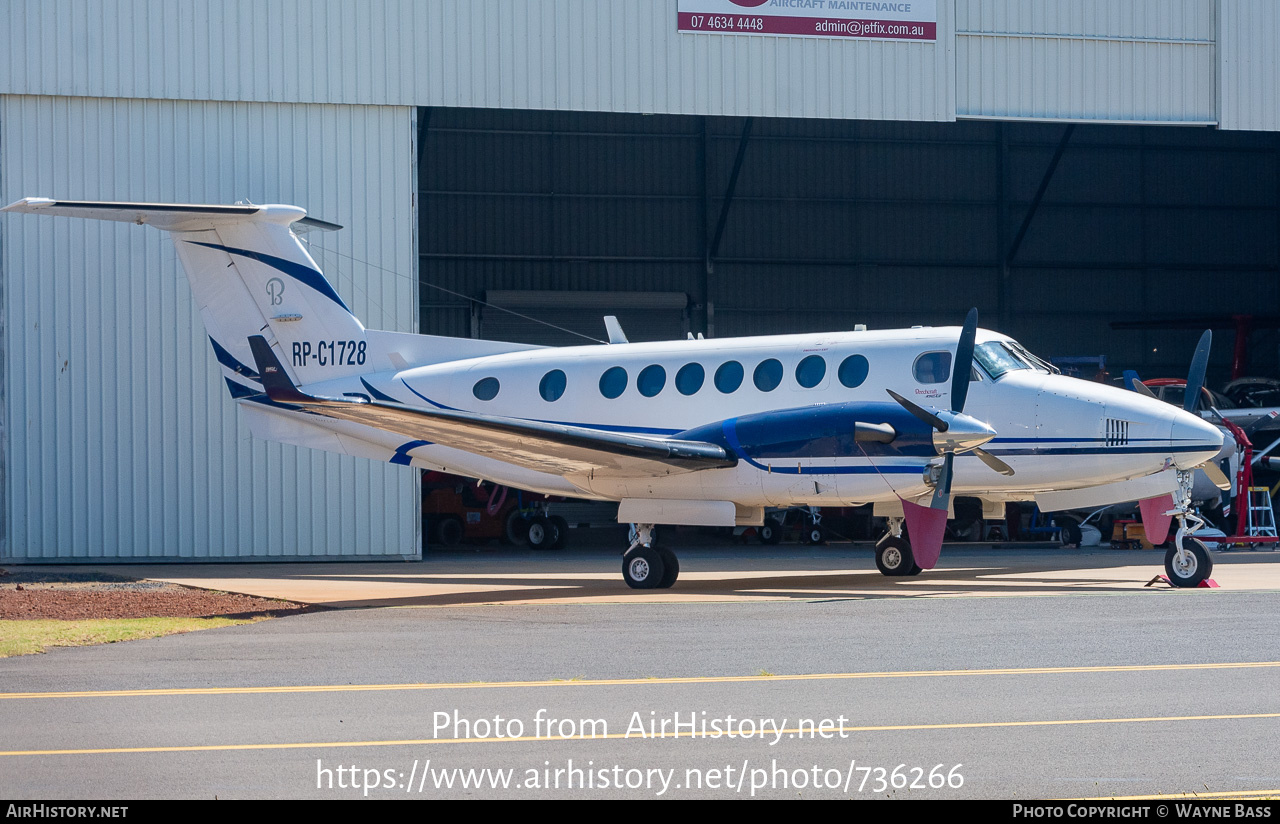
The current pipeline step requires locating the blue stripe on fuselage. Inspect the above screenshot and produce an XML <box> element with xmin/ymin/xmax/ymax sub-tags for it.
<box><xmin>282</xmin><ymin>383</ymin><xmax>1209</xmax><ymax>472</ymax></box>
<box><xmin>361</xmin><ymin>378</ymin><xmax>402</xmax><ymax>404</ymax></box>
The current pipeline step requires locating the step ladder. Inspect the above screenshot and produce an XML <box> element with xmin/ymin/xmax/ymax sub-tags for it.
<box><xmin>1247</xmin><ymin>487</ymin><xmax>1279</xmax><ymax>539</ymax></box>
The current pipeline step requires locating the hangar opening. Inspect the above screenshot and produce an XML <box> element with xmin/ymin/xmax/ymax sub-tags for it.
<box><xmin>416</xmin><ymin>106</ymin><xmax>1280</xmax><ymax>549</ymax></box>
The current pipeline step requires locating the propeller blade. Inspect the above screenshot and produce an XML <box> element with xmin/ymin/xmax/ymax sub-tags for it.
<box><xmin>973</xmin><ymin>448</ymin><xmax>1015</xmax><ymax>476</ymax></box>
<box><xmin>951</xmin><ymin>307</ymin><xmax>978</xmax><ymax>414</ymax></box>
<box><xmin>1123</xmin><ymin>370</ymin><xmax>1157</xmax><ymax>399</ymax></box>
<box><xmin>930</xmin><ymin>453</ymin><xmax>954</xmax><ymax>511</ymax></box>
<box><xmin>1183</xmin><ymin>329</ymin><xmax>1212</xmax><ymax>413</ymax></box>
<box><xmin>1196</xmin><ymin>460</ymin><xmax>1232</xmax><ymax>491</ymax></box>
<box><xmin>887</xmin><ymin>389</ymin><xmax>948</xmax><ymax>432</ymax></box>
<box><xmin>1243</xmin><ymin>410</ymin><xmax>1280</xmax><ymax>438</ymax></box>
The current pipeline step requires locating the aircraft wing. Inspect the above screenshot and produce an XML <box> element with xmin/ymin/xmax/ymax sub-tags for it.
<box><xmin>247</xmin><ymin>337</ymin><xmax>736</xmax><ymax>477</ymax></box>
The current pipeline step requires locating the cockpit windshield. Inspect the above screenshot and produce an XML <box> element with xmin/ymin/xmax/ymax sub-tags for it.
<box><xmin>974</xmin><ymin>340</ymin><xmax>1052</xmax><ymax>380</ymax></box>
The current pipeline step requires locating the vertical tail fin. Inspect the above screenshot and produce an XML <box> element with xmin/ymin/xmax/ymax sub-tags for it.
<box><xmin>1</xmin><ymin>198</ymin><xmax>367</xmax><ymax>395</ymax></box>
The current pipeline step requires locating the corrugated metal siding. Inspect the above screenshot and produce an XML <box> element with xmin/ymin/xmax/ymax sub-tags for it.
<box><xmin>0</xmin><ymin>95</ymin><xmax>418</xmax><ymax>560</ymax></box>
<box><xmin>955</xmin><ymin>0</ymin><xmax>1218</xmax><ymax>123</ymax></box>
<box><xmin>0</xmin><ymin>0</ymin><xmax>955</xmax><ymax>122</ymax></box>
<box><xmin>1219</xmin><ymin>0</ymin><xmax>1280</xmax><ymax>131</ymax></box>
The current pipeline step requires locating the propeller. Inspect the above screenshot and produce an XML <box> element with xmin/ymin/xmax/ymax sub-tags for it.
<box><xmin>883</xmin><ymin>309</ymin><xmax>1010</xmax><ymax>569</ymax></box>
<box><xmin>1133</xmin><ymin>330</ymin><xmax>1226</xmax><ymax>544</ymax></box>
<box><xmin>1165</xmin><ymin>331</ymin><xmax>1225</xmax><ymax>485</ymax></box>
<box><xmin>886</xmin><ymin>308</ymin><xmax>1013</xmax><ymax>498</ymax></box>
<box><xmin>1183</xmin><ymin>330</ymin><xmax>1212</xmax><ymax>413</ymax></box>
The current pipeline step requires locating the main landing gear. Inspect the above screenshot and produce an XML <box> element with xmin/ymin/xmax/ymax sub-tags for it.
<box><xmin>875</xmin><ymin>517</ymin><xmax>922</xmax><ymax>577</ymax></box>
<box><xmin>1164</xmin><ymin>470</ymin><xmax>1214</xmax><ymax>588</ymax></box>
<box><xmin>622</xmin><ymin>523</ymin><xmax>679</xmax><ymax>589</ymax></box>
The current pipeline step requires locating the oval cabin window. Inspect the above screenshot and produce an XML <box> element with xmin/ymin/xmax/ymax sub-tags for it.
<box><xmin>714</xmin><ymin>361</ymin><xmax>744</xmax><ymax>393</ymax></box>
<box><xmin>539</xmin><ymin>369</ymin><xmax>567</xmax><ymax>402</ymax></box>
<box><xmin>675</xmin><ymin>363</ymin><xmax>705</xmax><ymax>396</ymax></box>
<box><xmin>599</xmin><ymin>366</ymin><xmax>627</xmax><ymax>399</ymax></box>
<box><xmin>472</xmin><ymin>377</ymin><xmax>500</xmax><ymax>401</ymax></box>
<box><xmin>753</xmin><ymin>359</ymin><xmax>783</xmax><ymax>392</ymax></box>
<box><xmin>637</xmin><ymin>364</ymin><xmax>667</xmax><ymax>397</ymax></box>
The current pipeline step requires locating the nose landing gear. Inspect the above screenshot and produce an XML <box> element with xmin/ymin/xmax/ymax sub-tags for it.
<box><xmin>1164</xmin><ymin>470</ymin><xmax>1215</xmax><ymax>588</ymax></box>
<box><xmin>875</xmin><ymin>517</ymin><xmax>923</xmax><ymax>577</ymax></box>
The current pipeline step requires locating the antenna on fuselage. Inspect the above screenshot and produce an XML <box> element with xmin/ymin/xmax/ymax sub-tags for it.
<box><xmin>604</xmin><ymin>316</ymin><xmax>629</xmax><ymax>344</ymax></box>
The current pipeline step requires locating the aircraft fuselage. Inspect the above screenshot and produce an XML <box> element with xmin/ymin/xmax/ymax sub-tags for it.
<box><xmin>298</xmin><ymin>326</ymin><xmax>1224</xmax><ymax>509</ymax></box>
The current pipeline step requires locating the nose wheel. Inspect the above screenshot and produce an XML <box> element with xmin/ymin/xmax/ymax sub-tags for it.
<box><xmin>622</xmin><ymin>524</ymin><xmax>679</xmax><ymax>589</ymax></box>
<box><xmin>1165</xmin><ymin>537</ymin><xmax>1213</xmax><ymax>588</ymax></box>
<box><xmin>876</xmin><ymin>535</ymin><xmax>923</xmax><ymax>577</ymax></box>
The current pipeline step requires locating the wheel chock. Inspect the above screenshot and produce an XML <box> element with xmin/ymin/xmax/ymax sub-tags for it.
<box><xmin>1144</xmin><ymin>575</ymin><xmax>1220</xmax><ymax>588</ymax></box>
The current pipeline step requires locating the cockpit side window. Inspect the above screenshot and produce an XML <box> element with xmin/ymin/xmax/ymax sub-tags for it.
<box><xmin>913</xmin><ymin>351</ymin><xmax>953</xmax><ymax>384</ymax></box>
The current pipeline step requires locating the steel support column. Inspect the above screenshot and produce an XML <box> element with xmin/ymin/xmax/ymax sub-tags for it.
<box><xmin>1006</xmin><ymin>124</ymin><xmax>1074</xmax><ymax>268</ymax></box>
<box><xmin>706</xmin><ymin>117</ymin><xmax>754</xmax><ymax>275</ymax></box>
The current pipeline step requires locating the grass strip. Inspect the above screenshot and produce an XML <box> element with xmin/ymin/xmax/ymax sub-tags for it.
<box><xmin>0</xmin><ymin>616</ymin><xmax>265</xmax><ymax>657</ymax></box>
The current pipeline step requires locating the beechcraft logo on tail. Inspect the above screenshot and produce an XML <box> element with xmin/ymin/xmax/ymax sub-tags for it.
<box><xmin>266</xmin><ymin>277</ymin><xmax>285</xmax><ymax>305</ymax></box>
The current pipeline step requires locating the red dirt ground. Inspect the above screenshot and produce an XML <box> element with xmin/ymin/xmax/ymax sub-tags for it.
<box><xmin>0</xmin><ymin>570</ymin><xmax>312</xmax><ymax>620</ymax></box>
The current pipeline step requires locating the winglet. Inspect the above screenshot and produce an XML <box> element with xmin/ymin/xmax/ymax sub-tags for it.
<box><xmin>247</xmin><ymin>336</ymin><xmax>311</xmax><ymax>403</ymax></box>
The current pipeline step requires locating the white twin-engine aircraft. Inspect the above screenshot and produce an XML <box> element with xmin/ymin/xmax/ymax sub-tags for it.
<box><xmin>5</xmin><ymin>198</ymin><xmax>1229</xmax><ymax>588</ymax></box>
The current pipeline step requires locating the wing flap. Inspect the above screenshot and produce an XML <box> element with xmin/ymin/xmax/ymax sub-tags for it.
<box><xmin>247</xmin><ymin>336</ymin><xmax>736</xmax><ymax>477</ymax></box>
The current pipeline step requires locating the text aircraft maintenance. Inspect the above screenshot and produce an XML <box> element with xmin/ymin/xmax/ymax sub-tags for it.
<box><xmin>4</xmin><ymin>198</ymin><xmax>1229</xmax><ymax>588</ymax></box>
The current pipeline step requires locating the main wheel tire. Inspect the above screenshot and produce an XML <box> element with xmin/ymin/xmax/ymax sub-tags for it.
<box><xmin>436</xmin><ymin>516</ymin><xmax>464</xmax><ymax>547</ymax></box>
<box><xmin>804</xmin><ymin>525</ymin><xmax>826</xmax><ymax>545</ymax></box>
<box><xmin>876</xmin><ymin>536</ymin><xmax>916</xmax><ymax>576</ymax></box>
<box><xmin>622</xmin><ymin>546</ymin><xmax>665</xmax><ymax>589</ymax></box>
<box><xmin>759</xmin><ymin>518</ymin><xmax>783</xmax><ymax>545</ymax></box>
<box><xmin>548</xmin><ymin>515</ymin><xmax>570</xmax><ymax>550</ymax></box>
<box><xmin>1165</xmin><ymin>538</ymin><xmax>1213</xmax><ymax>588</ymax></box>
<box><xmin>526</xmin><ymin>517</ymin><xmax>559</xmax><ymax>550</ymax></box>
<box><xmin>657</xmin><ymin>547</ymin><xmax>680</xmax><ymax>588</ymax></box>
<box><xmin>504</xmin><ymin>509</ymin><xmax>528</xmax><ymax>545</ymax></box>
<box><xmin>1057</xmin><ymin>517</ymin><xmax>1083</xmax><ymax>548</ymax></box>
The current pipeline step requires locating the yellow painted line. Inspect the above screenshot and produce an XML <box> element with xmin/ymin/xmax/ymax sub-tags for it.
<box><xmin>1079</xmin><ymin>788</ymin><xmax>1280</xmax><ymax>800</ymax></box>
<box><xmin>3</xmin><ymin>660</ymin><xmax>1279</xmax><ymax>701</ymax></box>
<box><xmin>3</xmin><ymin>712</ymin><xmax>1278</xmax><ymax>757</ymax></box>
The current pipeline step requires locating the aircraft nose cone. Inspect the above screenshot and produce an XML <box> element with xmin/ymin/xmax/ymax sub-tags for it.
<box><xmin>1170</xmin><ymin>409</ymin><xmax>1225</xmax><ymax>469</ymax></box>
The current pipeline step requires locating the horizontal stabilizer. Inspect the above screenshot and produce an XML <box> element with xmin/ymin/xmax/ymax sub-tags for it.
<box><xmin>2</xmin><ymin>198</ymin><xmax>326</xmax><ymax>232</ymax></box>
<box><xmin>246</xmin><ymin>336</ymin><xmax>736</xmax><ymax>477</ymax></box>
